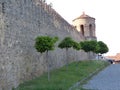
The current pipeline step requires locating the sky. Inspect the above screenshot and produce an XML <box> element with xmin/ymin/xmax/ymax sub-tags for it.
<box><xmin>46</xmin><ymin>0</ymin><xmax>120</xmax><ymax>56</ymax></box>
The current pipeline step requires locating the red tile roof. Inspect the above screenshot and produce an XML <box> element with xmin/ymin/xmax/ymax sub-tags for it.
<box><xmin>107</xmin><ymin>53</ymin><xmax>120</xmax><ymax>61</ymax></box>
<box><xmin>73</xmin><ymin>12</ymin><xmax>95</xmax><ymax>21</ymax></box>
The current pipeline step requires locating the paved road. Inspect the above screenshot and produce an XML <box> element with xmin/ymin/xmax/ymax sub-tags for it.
<box><xmin>83</xmin><ymin>64</ymin><xmax>120</xmax><ymax>90</ymax></box>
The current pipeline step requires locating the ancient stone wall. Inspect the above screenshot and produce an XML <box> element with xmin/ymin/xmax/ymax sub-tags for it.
<box><xmin>0</xmin><ymin>0</ymin><xmax>88</xmax><ymax>89</ymax></box>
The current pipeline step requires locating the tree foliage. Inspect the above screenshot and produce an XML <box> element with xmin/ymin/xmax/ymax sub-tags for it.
<box><xmin>95</xmin><ymin>41</ymin><xmax>109</xmax><ymax>54</ymax></box>
<box><xmin>73</xmin><ymin>41</ymin><xmax>81</xmax><ymax>50</ymax></box>
<box><xmin>35</xmin><ymin>36</ymin><xmax>58</xmax><ymax>53</ymax></box>
<box><xmin>58</xmin><ymin>37</ymin><xmax>74</xmax><ymax>49</ymax></box>
<box><xmin>80</xmin><ymin>40</ymin><xmax>97</xmax><ymax>53</ymax></box>
<box><xmin>80</xmin><ymin>40</ymin><xmax>109</xmax><ymax>54</ymax></box>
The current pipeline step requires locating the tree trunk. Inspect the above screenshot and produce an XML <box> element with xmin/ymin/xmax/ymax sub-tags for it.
<box><xmin>76</xmin><ymin>50</ymin><xmax>79</xmax><ymax>71</ymax></box>
<box><xmin>66</xmin><ymin>48</ymin><xmax>68</xmax><ymax>70</ymax></box>
<box><xmin>88</xmin><ymin>52</ymin><xmax>90</xmax><ymax>60</ymax></box>
<box><xmin>75</xmin><ymin>50</ymin><xmax>77</xmax><ymax>61</ymax></box>
<box><xmin>46</xmin><ymin>51</ymin><xmax>50</xmax><ymax>81</ymax></box>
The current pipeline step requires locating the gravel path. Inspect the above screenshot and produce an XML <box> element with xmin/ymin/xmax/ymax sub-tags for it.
<box><xmin>83</xmin><ymin>64</ymin><xmax>120</xmax><ymax>90</ymax></box>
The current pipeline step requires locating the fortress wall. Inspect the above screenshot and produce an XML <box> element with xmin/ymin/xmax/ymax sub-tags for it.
<box><xmin>0</xmin><ymin>0</ymin><xmax>88</xmax><ymax>89</ymax></box>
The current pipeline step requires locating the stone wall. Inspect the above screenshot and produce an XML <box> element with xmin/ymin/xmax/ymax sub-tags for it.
<box><xmin>0</xmin><ymin>0</ymin><xmax>88</xmax><ymax>89</ymax></box>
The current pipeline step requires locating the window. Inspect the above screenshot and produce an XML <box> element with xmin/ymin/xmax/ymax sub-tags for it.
<box><xmin>80</xmin><ymin>25</ymin><xmax>84</xmax><ymax>36</ymax></box>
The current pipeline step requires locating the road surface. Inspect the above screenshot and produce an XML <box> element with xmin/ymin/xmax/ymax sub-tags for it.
<box><xmin>83</xmin><ymin>64</ymin><xmax>120</xmax><ymax>90</ymax></box>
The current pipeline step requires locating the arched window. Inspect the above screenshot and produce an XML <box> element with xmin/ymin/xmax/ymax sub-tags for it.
<box><xmin>80</xmin><ymin>25</ymin><xmax>84</xmax><ymax>36</ymax></box>
<box><xmin>89</xmin><ymin>24</ymin><xmax>93</xmax><ymax>36</ymax></box>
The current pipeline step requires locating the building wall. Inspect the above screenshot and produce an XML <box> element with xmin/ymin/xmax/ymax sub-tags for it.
<box><xmin>0</xmin><ymin>0</ymin><xmax>88</xmax><ymax>89</ymax></box>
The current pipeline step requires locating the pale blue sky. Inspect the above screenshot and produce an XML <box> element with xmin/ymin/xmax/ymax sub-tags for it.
<box><xmin>46</xmin><ymin>0</ymin><xmax>120</xmax><ymax>56</ymax></box>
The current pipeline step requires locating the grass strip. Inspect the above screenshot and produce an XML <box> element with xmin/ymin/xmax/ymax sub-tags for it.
<box><xmin>15</xmin><ymin>60</ymin><xmax>109</xmax><ymax>90</ymax></box>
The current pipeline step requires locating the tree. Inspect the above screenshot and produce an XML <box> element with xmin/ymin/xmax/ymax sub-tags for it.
<box><xmin>58</xmin><ymin>37</ymin><xmax>74</xmax><ymax>69</ymax></box>
<box><xmin>73</xmin><ymin>41</ymin><xmax>81</xmax><ymax>60</ymax></box>
<box><xmin>73</xmin><ymin>41</ymin><xmax>81</xmax><ymax>51</ymax></box>
<box><xmin>95</xmin><ymin>41</ymin><xmax>109</xmax><ymax>59</ymax></box>
<box><xmin>80</xmin><ymin>40</ymin><xmax>97</xmax><ymax>59</ymax></box>
<box><xmin>35</xmin><ymin>36</ymin><xmax>58</xmax><ymax>81</ymax></box>
<box><xmin>73</xmin><ymin>41</ymin><xmax>81</xmax><ymax>70</ymax></box>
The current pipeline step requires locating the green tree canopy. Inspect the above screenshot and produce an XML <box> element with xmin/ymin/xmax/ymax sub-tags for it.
<box><xmin>80</xmin><ymin>40</ymin><xmax>97</xmax><ymax>53</ymax></box>
<box><xmin>95</xmin><ymin>41</ymin><xmax>109</xmax><ymax>54</ymax></box>
<box><xmin>73</xmin><ymin>41</ymin><xmax>81</xmax><ymax>50</ymax></box>
<box><xmin>58</xmin><ymin>37</ymin><xmax>74</xmax><ymax>49</ymax></box>
<box><xmin>35</xmin><ymin>36</ymin><xmax>58</xmax><ymax>53</ymax></box>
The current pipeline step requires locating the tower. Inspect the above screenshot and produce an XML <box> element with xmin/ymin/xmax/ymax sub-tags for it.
<box><xmin>72</xmin><ymin>12</ymin><xmax>97</xmax><ymax>40</ymax></box>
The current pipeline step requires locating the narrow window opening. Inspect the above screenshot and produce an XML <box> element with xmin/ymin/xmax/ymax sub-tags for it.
<box><xmin>80</xmin><ymin>25</ymin><xmax>84</xmax><ymax>36</ymax></box>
